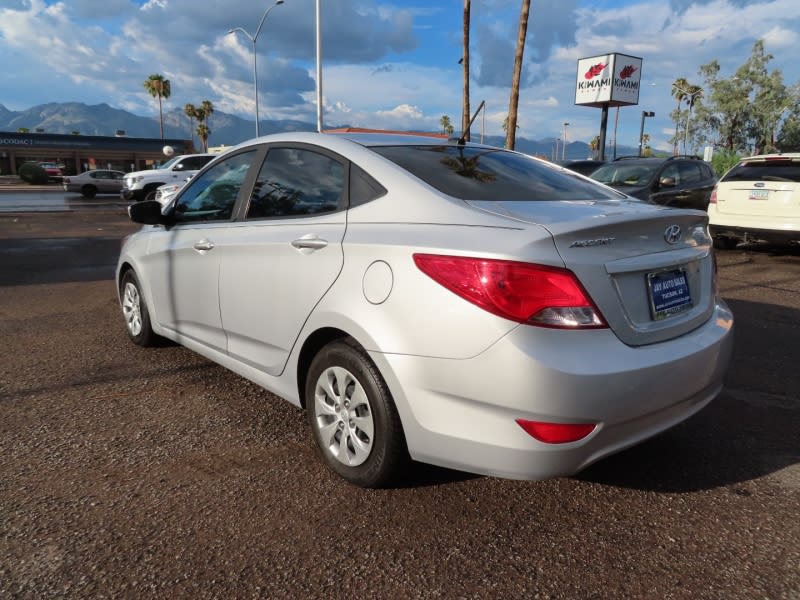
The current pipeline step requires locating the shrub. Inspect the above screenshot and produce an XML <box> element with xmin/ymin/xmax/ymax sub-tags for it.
<box><xmin>710</xmin><ymin>149</ymin><xmax>741</xmax><ymax>178</ymax></box>
<box><xmin>18</xmin><ymin>163</ymin><xmax>49</xmax><ymax>185</ymax></box>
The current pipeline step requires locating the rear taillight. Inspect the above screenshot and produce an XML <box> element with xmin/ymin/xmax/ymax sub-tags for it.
<box><xmin>709</xmin><ymin>187</ymin><xmax>717</xmax><ymax>204</ymax></box>
<box><xmin>63</xmin><ymin>177</ymin><xmax>70</xmax><ymax>184</ymax></box>
<box><xmin>413</xmin><ymin>254</ymin><xmax>606</xmax><ymax>328</ymax></box>
<box><xmin>516</xmin><ymin>419</ymin><xmax>597</xmax><ymax>444</ymax></box>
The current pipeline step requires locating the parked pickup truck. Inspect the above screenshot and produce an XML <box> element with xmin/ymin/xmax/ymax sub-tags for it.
<box><xmin>121</xmin><ymin>153</ymin><xmax>216</xmax><ymax>201</ymax></box>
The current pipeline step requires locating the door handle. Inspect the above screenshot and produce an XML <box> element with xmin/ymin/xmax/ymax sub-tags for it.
<box><xmin>193</xmin><ymin>239</ymin><xmax>215</xmax><ymax>251</ymax></box>
<box><xmin>292</xmin><ymin>236</ymin><xmax>328</xmax><ymax>250</ymax></box>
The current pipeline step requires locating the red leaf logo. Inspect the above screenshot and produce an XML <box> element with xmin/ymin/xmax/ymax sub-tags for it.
<box><xmin>584</xmin><ymin>63</ymin><xmax>607</xmax><ymax>80</ymax></box>
<box><xmin>619</xmin><ymin>65</ymin><xmax>638</xmax><ymax>80</ymax></box>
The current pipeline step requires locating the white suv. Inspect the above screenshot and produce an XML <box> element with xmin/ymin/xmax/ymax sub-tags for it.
<box><xmin>121</xmin><ymin>153</ymin><xmax>216</xmax><ymax>201</ymax></box>
<box><xmin>708</xmin><ymin>153</ymin><xmax>800</xmax><ymax>249</ymax></box>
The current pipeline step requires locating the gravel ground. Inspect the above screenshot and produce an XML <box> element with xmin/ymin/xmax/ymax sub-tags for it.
<box><xmin>0</xmin><ymin>211</ymin><xmax>798</xmax><ymax>598</ymax></box>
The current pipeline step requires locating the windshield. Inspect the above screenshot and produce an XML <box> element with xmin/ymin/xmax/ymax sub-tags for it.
<box><xmin>371</xmin><ymin>145</ymin><xmax>621</xmax><ymax>201</ymax></box>
<box><xmin>591</xmin><ymin>163</ymin><xmax>660</xmax><ymax>187</ymax></box>
<box><xmin>156</xmin><ymin>156</ymin><xmax>181</xmax><ymax>170</ymax></box>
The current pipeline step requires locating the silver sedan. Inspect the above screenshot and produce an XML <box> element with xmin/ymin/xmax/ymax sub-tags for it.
<box><xmin>63</xmin><ymin>169</ymin><xmax>125</xmax><ymax>198</ymax></box>
<box><xmin>116</xmin><ymin>132</ymin><xmax>733</xmax><ymax>487</ymax></box>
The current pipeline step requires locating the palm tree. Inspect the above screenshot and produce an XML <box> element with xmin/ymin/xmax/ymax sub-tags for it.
<box><xmin>440</xmin><ymin>115</ymin><xmax>454</xmax><ymax>136</ymax></box>
<box><xmin>506</xmin><ymin>0</ymin><xmax>531</xmax><ymax>150</ymax></box>
<box><xmin>184</xmin><ymin>103</ymin><xmax>197</xmax><ymax>149</ymax></box>
<box><xmin>589</xmin><ymin>135</ymin><xmax>601</xmax><ymax>159</ymax></box>
<box><xmin>200</xmin><ymin>100</ymin><xmax>214</xmax><ymax>131</ymax></box>
<box><xmin>461</xmin><ymin>0</ymin><xmax>471</xmax><ymax>141</ymax></box>
<box><xmin>671</xmin><ymin>77</ymin><xmax>690</xmax><ymax>154</ymax></box>
<box><xmin>196</xmin><ymin>123</ymin><xmax>210</xmax><ymax>152</ymax></box>
<box><xmin>143</xmin><ymin>74</ymin><xmax>171</xmax><ymax>139</ymax></box>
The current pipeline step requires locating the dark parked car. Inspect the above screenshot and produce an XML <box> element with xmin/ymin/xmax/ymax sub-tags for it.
<box><xmin>591</xmin><ymin>156</ymin><xmax>717</xmax><ymax>210</ymax></box>
<box><xmin>557</xmin><ymin>159</ymin><xmax>606</xmax><ymax>176</ymax></box>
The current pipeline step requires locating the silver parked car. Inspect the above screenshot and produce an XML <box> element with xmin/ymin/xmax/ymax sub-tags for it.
<box><xmin>63</xmin><ymin>169</ymin><xmax>125</xmax><ymax>198</ymax></box>
<box><xmin>117</xmin><ymin>132</ymin><xmax>733</xmax><ymax>487</ymax></box>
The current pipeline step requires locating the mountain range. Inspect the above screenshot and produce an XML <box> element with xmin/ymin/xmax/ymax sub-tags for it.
<box><xmin>0</xmin><ymin>101</ymin><xmax>637</xmax><ymax>159</ymax></box>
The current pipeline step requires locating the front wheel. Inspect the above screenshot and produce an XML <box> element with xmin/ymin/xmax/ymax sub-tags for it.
<box><xmin>120</xmin><ymin>271</ymin><xmax>158</xmax><ymax>346</ymax></box>
<box><xmin>305</xmin><ymin>339</ymin><xmax>408</xmax><ymax>488</ymax></box>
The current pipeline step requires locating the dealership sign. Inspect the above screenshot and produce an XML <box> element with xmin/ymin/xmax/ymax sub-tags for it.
<box><xmin>575</xmin><ymin>53</ymin><xmax>643</xmax><ymax>108</ymax></box>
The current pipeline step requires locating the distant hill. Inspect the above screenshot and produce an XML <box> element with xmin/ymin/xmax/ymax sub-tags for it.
<box><xmin>0</xmin><ymin>102</ymin><xmax>638</xmax><ymax>159</ymax></box>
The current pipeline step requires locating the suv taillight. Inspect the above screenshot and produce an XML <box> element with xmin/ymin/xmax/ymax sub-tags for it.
<box><xmin>709</xmin><ymin>187</ymin><xmax>718</xmax><ymax>204</ymax></box>
<box><xmin>413</xmin><ymin>254</ymin><xmax>606</xmax><ymax>329</ymax></box>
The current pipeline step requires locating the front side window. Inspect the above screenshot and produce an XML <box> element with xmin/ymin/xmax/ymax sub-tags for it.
<box><xmin>246</xmin><ymin>147</ymin><xmax>345</xmax><ymax>219</ymax></box>
<box><xmin>173</xmin><ymin>150</ymin><xmax>256</xmax><ymax>223</ymax></box>
<box><xmin>373</xmin><ymin>145</ymin><xmax>621</xmax><ymax>201</ymax></box>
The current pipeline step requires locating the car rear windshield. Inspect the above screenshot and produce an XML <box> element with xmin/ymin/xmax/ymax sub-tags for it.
<box><xmin>722</xmin><ymin>160</ymin><xmax>800</xmax><ymax>182</ymax></box>
<box><xmin>370</xmin><ymin>145</ymin><xmax>622</xmax><ymax>201</ymax></box>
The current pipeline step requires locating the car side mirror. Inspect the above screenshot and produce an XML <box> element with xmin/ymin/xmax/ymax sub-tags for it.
<box><xmin>129</xmin><ymin>200</ymin><xmax>168</xmax><ymax>225</ymax></box>
<box><xmin>659</xmin><ymin>176</ymin><xmax>676</xmax><ymax>187</ymax></box>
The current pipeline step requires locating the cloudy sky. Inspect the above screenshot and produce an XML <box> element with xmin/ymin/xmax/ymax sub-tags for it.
<box><xmin>1</xmin><ymin>0</ymin><xmax>798</xmax><ymax>151</ymax></box>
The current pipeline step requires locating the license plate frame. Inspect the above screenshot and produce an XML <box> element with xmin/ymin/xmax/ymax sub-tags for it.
<box><xmin>647</xmin><ymin>268</ymin><xmax>692</xmax><ymax>321</ymax></box>
<box><xmin>748</xmin><ymin>189</ymin><xmax>769</xmax><ymax>200</ymax></box>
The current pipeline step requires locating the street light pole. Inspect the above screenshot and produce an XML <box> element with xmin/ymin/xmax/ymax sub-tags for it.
<box><xmin>638</xmin><ymin>110</ymin><xmax>654</xmax><ymax>156</ymax></box>
<box><xmin>562</xmin><ymin>122</ymin><xmax>569</xmax><ymax>160</ymax></box>
<box><xmin>228</xmin><ymin>0</ymin><xmax>284</xmax><ymax>138</ymax></box>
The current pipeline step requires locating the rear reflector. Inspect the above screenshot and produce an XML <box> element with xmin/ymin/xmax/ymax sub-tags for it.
<box><xmin>516</xmin><ymin>419</ymin><xmax>597</xmax><ymax>444</ymax></box>
<box><xmin>413</xmin><ymin>254</ymin><xmax>606</xmax><ymax>328</ymax></box>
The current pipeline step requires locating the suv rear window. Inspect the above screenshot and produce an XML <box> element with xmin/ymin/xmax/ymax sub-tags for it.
<box><xmin>722</xmin><ymin>160</ymin><xmax>800</xmax><ymax>182</ymax></box>
<box><xmin>371</xmin><ymin>145</ymin><xmax>621</xmax><ymax>201</ymax></box>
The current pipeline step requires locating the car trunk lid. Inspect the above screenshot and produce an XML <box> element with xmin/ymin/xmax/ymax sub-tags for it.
<box><xmin>466</xmin><ymin>199</ymin><xmax>715</xmax><ymax>347</ymax></box>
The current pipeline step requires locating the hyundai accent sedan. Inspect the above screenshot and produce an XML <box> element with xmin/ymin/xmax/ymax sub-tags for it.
<box><xmin>117</xmin><ymin>132</ymin><xmax>733</xmax><ymax>488</ymax></box>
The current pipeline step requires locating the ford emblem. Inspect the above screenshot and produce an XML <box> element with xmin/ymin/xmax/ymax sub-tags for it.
<box><xmin>754</xmin><ymin>182</ymin><xmax>765</xmax><ymax>188</ymax></box>
<box><xmin>664</xmin><ymin>224</ymin><xmax>682</xmax><ymax>244</ymax></box>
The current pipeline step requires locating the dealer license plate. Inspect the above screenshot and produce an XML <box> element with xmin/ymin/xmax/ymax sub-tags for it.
<box><xmin>748</xmin><ymin>189</ymin><xmax>769</xmax><ymax>200</ymax></box>
<box><xmin>647</xmin><ymin>269</ymin><xmax>692</xmax><ymax>320</ymax></box>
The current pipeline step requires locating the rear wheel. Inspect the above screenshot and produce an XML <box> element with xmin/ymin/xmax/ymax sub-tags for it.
<box><xmin>713</xmin><ymin>236</ymin><xmax>738</xmax><ymax>250</ymax></box>
<box><xmin>120</xmin><ymin>271</ymin><xmax>158</xmax><ymax>346</ymax></box>
<box><xmin>305</xmin><ymin>339</ymin><xmax>407</xmax><ymax>488</ymax></box>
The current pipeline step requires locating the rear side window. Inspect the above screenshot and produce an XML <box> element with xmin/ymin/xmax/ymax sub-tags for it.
<box><xmin>246</xmin><ymin>147</ymin><xmax>345</xmax><ymax>219</ymax></box>
<box><xmin>722</xmin><ymin>161</ymin><xmax>800</xmax><ymax>182</ymax></box>
<box><xmin>372</xmin><ymin>145</ymin><xmax>621</xmax><ymax>201</ymax></box>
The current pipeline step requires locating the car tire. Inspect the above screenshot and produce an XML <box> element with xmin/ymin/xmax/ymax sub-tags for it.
<box><xmin>81</xmin><ymin>185</ymin><xmax>97</xmax><ymax>198</ymax></box>
<box><xmin>713</xmin><ymin>236</ymin><xmax>738</xmax><ymax>250</ymax></box>
<box><xmin>305</xmin><ymin>339</ymin><xmax>408</xmax><ymax>488</ymax></box>
<box><xmin>120</xmin><ymin>271</ymin><xmax>158</xmax><ymax>347</ymax></box>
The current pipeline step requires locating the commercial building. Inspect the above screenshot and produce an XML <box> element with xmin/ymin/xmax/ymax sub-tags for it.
<box><xmin>0</xmin><ymin>131</ymin><xmax>191</xmax><ymax>176</ymax></box>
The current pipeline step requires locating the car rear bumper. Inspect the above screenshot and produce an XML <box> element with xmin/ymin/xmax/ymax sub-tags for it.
<box><xmin>372</xmin><ymin>299</ymin><xmax>734</xmax><ymax>480</ymax></box>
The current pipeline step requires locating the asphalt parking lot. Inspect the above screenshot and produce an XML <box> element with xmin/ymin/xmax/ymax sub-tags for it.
<box><xmin>0</xmin><ymin>200</ymin><xmax>798</xmax><ymax>598</ymax></box>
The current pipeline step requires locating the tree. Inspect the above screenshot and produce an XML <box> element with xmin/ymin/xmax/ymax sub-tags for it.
<box><xmin>641</xmin><ymin>133</ymin><xmax>652</xmax><ymax>157</ymax></box>
<box><xmin>17</xmin><ymin>127</ymin><xmax>29</xmax><ymax>133</ymax></box>
<box><xmin>461</xmin><ymin>0</ymin><xmax>471</xmax><ymax>141</ymax></box>
<box><xmin>440</xmin><ymin>115</ymin><xmax>454</xmax><ymax>136</ymax></box>
<box><xmin>184</xmin><ymin>103</ymin><xmax>197</xmax><ymax>149</ymax></box>
<box><xmin>506</xmin><ymin>0</ymin><xmax>530</xmax><ymax>150</ymax></box>
<box><xmin>201</xmin><ymin>100</ymin><xmax>214</xmax><ymax>130</ymax></box>
<box><xmin>589</xmin><ymin>135</ymin><xmax>600</xmax><ymax>159</ymax></box>
<box><xmin>196</xmin><ymin>123</ymin><xmax>210</xmax><ymax>152</ymax></box>
<box><xmin>697</xmin><ymin>40</ymin><xmax>798</xmax><ymax>154</ymax></box>
<box><xmin>671</xmin><ymin>77</ymin><xmax>690</xmax><ymax>154</ymax></box>
<box><xmin>143</xmin><ymin>74</ymin><xmax>171</xmax><ymax>139</ymax></box>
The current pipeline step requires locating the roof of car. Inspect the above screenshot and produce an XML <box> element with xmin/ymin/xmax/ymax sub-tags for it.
<box><xmin>740</xmin><ymin>153</ymin><xmax>800</xmax><ymax>162</ymax></box>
